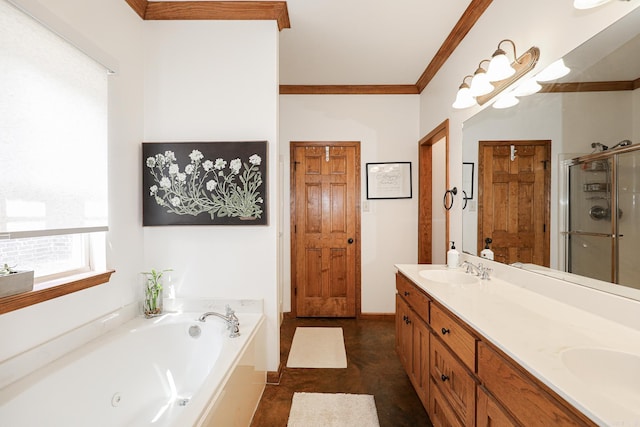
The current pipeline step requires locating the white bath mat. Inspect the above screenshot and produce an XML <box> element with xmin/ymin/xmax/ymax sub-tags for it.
<box><xmin>287</xmin><ymin>392</ymin><xmax>380</xmax><ymax>427</ymax></box>
<box><xmin>286</xmin><ymin>327</ymin><xmax>347</xmax><ymax>368</ymax></box>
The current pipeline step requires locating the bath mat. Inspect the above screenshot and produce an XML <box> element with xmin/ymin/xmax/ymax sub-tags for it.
<box><xmin>286</xmin><ymin>327</ymin><xmax>347</xmax><ymax>368</ymax></box>
<box><xmin>287</xmin><ymin>392</ymin><xmax>380</xmax><ymax>427</ymax></box>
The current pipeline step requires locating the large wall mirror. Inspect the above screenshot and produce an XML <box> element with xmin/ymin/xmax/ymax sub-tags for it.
<box><xmin>462</xmin><ymin>6</ymin><xmax>640</xmax><ymax>300</ymax></box>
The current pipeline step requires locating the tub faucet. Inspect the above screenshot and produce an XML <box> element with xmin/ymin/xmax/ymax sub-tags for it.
<box><xmin>462</xmin><ymin>261</ymin><xmax>492</xmax><ymax>280</ymax></box>
<box><xmin>198</xmin><ymin>305</ymin><xmax>240</xmax><ymax>338</ymax></box>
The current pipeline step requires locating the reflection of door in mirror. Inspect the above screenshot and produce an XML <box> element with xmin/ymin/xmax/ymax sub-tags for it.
<box><xmin>478</xmin><ymin>140</ymin><xmax>550</xmax><ymax>266</ymax></box>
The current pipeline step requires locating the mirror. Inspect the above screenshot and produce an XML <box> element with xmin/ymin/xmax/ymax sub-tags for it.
<box><xmin>462</xmin><ymin>6</ymin><xmax>640</xmax><ymax>299</ymax></box>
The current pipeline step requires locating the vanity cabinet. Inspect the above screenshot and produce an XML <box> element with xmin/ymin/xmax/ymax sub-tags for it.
<box><xmin>395</xmin><ymin>274</ymin><xmax>430</xmax><ymax>409</ymax></box>
<box><xmin>395</xmin><ymin>272</ymin><xmax>596</xmax><ymax>427</ymax></box>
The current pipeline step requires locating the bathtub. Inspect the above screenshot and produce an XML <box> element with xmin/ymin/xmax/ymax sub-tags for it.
<box><xmin>0</xmin><ymin>308</ymin><xmax>266</xmax><ymax>426</ymax></box>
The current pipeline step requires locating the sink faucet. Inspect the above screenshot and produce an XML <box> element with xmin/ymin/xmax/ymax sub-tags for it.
<box><xmin>461</xmin><ymin>261</ymin><xmax>492</xmax><ymax>280</ymax></box>
<box><xmin>198</xmin><ymin>305</ymin><xmax>240</xmax><ymax>338</ymax></box>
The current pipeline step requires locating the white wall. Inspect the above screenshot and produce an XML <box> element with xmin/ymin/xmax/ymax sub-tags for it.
<box><xmin>142</xmin><ymin>20</ymin><xmax>281</xmax><ymax>370</ymax></box>
<box><xmin>419</xmin><ymin>0</ymin><xmax>640</xmax><ymax>254</ymax></box>
<box><xmin>0</xmin><ymin>0</ymin><xmax>145</xmax><ymax>362</ymax></box>
<box><xmin>279</xmin><ymin>95</ymin><xmax>420</xmax><ymax>314</ymax></box>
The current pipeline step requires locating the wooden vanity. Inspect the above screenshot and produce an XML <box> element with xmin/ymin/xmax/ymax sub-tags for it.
<box><xmin>395</xmin><ymin>272</ymin><xmax>597</xmax><ymax>426</ymax></box>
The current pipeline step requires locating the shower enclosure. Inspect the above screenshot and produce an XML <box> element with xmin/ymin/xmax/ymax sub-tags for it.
<box><xmin>564</xmin><ymin>144</ymin><xmax>640</xmax><ymax>289</ymax></box>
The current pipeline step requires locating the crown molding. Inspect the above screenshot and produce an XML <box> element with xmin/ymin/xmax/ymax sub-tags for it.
<box><xmin>124</xmin><ymin>1</ymin><xmax>290</xmax><ymax>31</ymax></box>
<box><xmin>279</xmin><ymin>85</ymin><xmax>420</xmax><ymax>95</ymax></box>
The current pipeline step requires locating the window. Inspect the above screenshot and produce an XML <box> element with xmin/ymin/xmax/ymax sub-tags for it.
<box><xmin>0</xmin><ymin>0</ymin><xmax>111</xmax><ymax>307</ymax></box>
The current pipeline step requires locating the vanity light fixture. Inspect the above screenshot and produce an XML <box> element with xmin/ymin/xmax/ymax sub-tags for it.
<box><xmin>469</xmin><ymin>60</ymin><xmax>494</xmax><ymax>96</ymax></box>
<box><xmin>534</xmin><ymin>58</ymin><xmax>571</xmax><ymax>82</ymax></box>
<box><xmin>493</xmin><ymin>93</ymin><xmax>520</xmax><ymax>109</ymax></box>
<box><xmin>452</xmin><ymin>75</ymin><xmax>477</xmax><ymax>109</ymax></box>
<box><xmin>511</xmin><ymin>77</ymin><xmax>542</xmax><ymax>96</ymax></box>
<box><xmin>453</xmin><ymin>40</ymin><xmax>540</xmax><ymax>109</ymax></box>
<box><xmin>486</xmin><ymin>39</ymin><xmax>517</xmax><ymax>82</ymax></box>
<box><xmin>573</xmin><ymin>0</ymin><xmax>630</xmax><ymax>9</ymax></box>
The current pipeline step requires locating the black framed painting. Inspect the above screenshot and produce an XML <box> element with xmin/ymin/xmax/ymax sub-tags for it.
<box><xmin>142</xmin><ymin>141</ymin><xmax>267</xmax><ymax>226</ymax></box>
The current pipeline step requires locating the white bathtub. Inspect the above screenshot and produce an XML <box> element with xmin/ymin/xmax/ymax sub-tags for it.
<box><xmin>0</xmin><ymin>309</ymin><xmax>266</xmax><ymax>427</ymax></box>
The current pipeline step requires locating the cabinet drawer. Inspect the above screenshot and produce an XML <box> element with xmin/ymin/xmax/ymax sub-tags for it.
<box><xmin>396</xmin><ymin>273</ymin><xmax>430</xmax><ymax>323</ymax></box>
<box><xmin>430</xmin><ymin>336</ymin><xmax>476</xmax><ymax>427</ymax></box>
<box><xmin>478</xmin><ymin>342</ymin><xmax>595</xmax><ymax>427</ymax></box>
<box><xmin>430</xmin><ymin>304</ymin><xmax>476</xmax><ymax>371</ymax></box>
<box><xmin>429</xmin><ymin>377</ymin><xmax>464</xmax><ymax>427</ymax></box>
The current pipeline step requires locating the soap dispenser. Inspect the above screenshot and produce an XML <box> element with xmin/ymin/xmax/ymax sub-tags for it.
<box><xmin>481</xmin><ymin>237</ymin><xmax>494</xmax><ymax>261</ymax></box>
<box><xmin>447</xmin><ymin>241</ymin><xmax>459</xmax><ymax>268</ymax></box>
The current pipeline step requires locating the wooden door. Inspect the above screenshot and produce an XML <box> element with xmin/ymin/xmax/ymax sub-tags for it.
<box><xmin>478</xmin><ymin>141</ymin><xmax>550</xmax><ymax>266</ymax></box>
<box><xmin>291</xmin><ymin>142</ymin><xmax>360</xmax><ymax>317</ymax></box>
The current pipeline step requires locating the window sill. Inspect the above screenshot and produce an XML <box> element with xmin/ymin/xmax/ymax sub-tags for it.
<box><xmin>0</xmin><ymin>270</ymin><xmax>115</xmax><ymax>315</ymax></box>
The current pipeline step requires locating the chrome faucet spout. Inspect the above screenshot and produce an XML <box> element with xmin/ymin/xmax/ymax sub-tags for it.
<box><xmin>198</xmin><ymin>305</ymin><xmax>240</xmax><ymax>338</ymax></box>
<box><xmin>461</xmin><ymin>261</ymin><xmax>492</xmax><ymax>280</ymax></box>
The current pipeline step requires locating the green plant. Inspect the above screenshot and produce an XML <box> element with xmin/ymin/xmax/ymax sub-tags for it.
<box><xmin>141</xmin><ymin>268</ymin><xmax>172</xmax><ymax>315</ymax></box>
<box><xmin>0</xmin><ymin>263</ymin><xmax>17</xmax><ymax>276</ymax></box>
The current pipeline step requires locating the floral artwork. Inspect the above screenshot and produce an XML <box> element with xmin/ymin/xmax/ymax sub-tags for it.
<box><xmin>142</xmin><ymin>141</ymin><xmax>267</xmax><ymax>225</ymax></box>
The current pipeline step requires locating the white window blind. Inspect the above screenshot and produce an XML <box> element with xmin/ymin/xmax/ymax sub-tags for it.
<box><xmin>0</xmin><ymin>0</ymin><xmax>108</xmax><ymax>239</ymax></box>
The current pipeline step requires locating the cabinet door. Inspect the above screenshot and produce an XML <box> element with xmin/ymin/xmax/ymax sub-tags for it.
<box><xmin>477</xmin><ymin>386</ymin><xmax>517</xmax><ymax>427</ymax></box>
<box><xmin>430</xmin><ymin>336</ymin><xmax>476</xmax><ymax>427</ymax></box>
<box><xmin>396</xmin><ymin>295</ymin><xmax>413</xmax><ymax>372</ymax></box>
<box><xmin>412</xmin><ymin>315</ymin><xmax>430</xmax><ymax>409</ymax></box>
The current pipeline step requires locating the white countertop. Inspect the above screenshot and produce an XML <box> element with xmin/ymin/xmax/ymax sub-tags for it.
<box><xmin>395</xmin><ymin>263</ymin><xmax>640</xmax><ymax>427</ymax></box>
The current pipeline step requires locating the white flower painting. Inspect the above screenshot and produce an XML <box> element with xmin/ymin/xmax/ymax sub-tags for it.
<box><xmin>142</xmin><ymin>141</ymin><xmax>267</xmax><ymax>226</ymax></box>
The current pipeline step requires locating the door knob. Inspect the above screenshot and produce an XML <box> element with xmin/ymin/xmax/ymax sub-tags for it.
<box><xmin>347</xmin><ymin>238</ymin><xmax>354</xmax><ymax>244</ymax></box>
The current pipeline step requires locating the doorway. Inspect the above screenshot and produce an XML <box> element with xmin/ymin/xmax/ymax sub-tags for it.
<box><xmin>290</xmin><ymin>142</ymin><xmax>361</xmax><ymax>317</ymax></box>
<box><xmin>418</xmin><ymin>120</ymin><xmax>450</xmax><ymax>264</ymax></box>
<box><xmin>478</xmin><ymin>140</ymin><xmax>551</xmax><ymax>266</ymax></box>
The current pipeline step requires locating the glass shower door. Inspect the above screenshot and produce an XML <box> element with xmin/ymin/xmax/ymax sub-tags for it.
<box><xmin>567</xmin><ymin>159</ymin><xmax>613</xmax><ymax>283</ymax></box>
<box><xmin>616</xmin><ymin>150</ymin><xmax>640</xmax><ymax>289</ymax></box>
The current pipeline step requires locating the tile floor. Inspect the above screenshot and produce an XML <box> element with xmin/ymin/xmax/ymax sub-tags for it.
<box><xmin>250</xmin><ymin>317</ymin><xmax>433</xmax><ymax>427</ymax></box>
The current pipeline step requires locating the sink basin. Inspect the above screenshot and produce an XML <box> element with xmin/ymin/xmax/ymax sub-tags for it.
<box><xmin>418</xmin><ymin>269</ymin><xmax>479</xmax><ymax>285</ymax></box>
<box><xmin>561</xmin><ymin>347</ymin><xmax>640</xmax><ymax>408</ymax></box>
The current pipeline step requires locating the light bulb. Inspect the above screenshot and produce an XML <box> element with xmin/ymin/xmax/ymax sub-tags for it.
<box><xmin>486</xmin><ymin>51</ymin><xmax>516</xmax><ymax>82</ymax></box>
<box><xmin>512</xmin><ymin>78</ymin><xmax>542</xmax><ymax>96</ymax></box>
<box><xmin>493</xmin><ymin>94</ymin><xmax>520</xmax><ymax>109</ymax></box>
<box><xmin>469</xmin><ymin>70</ymin><xmax>494</xmax><ymax>97</ymax></box>
<box><xmin>535</xmin><ymin>59</ymin><xmax>570</xmax><ymax>82</ymax></box>
<box><xmin>452</xmin><ymin>85</ymin><xmax>476</xmax><ymax>109</ymax></box>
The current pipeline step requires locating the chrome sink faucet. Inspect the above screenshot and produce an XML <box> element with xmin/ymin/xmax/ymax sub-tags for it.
<box><xmin>462</xmin><ymin>261</ymin><xmax>492</xmax><ymax>280</ymax></box>
<box><xmin>198</xmin><ymin>304</ymin><xmax>240</xmax><ymax>338</ymax></box>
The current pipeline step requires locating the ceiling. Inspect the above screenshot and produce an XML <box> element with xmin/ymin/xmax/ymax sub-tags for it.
<box><xmin>127</xmin><ymin>0</ymin><xmax>491</xmax><ymax>93</ymax></box>
<box><xmin>278</xmin><ymin>0</ymin><xmax>475</xmax><ymax>86</ymax></box>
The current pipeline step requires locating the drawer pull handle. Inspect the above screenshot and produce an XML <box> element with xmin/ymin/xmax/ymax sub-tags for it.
<box><xmin>441</xmin><ymin>374</ymin><xmax>449</xmax><ymax>382</ymax></box>
<box><xmin>404</xmin><ymin>291</ymin><xmax>410</xmax><ymax>296</ymax></box>
<box><xmin>441</xmin><ymin>328</ymin><xmax>450</xmax><ymax>335</ymax></box>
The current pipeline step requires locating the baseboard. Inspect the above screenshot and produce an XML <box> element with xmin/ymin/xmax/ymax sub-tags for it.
<box><xmin>358</xmin><ymin>313</ymin><xmax>395</xmax><ymax>321</ymax></box>
<box><xmin>267</xmin><ymin>363</ymin><xmax>283</xmax><ymax>385</ymax></box>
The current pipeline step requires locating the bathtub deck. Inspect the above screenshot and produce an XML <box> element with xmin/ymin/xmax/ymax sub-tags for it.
<box><xmin>251</xmin><ymin>317</ymin><xmax>432</xmax><ymax>427</ymax></box>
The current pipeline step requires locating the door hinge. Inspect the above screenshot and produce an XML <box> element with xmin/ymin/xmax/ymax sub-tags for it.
<box><xmin>293</xmin><ymin>161</ymin><xmax>300</xmax><ymax>171</ymax></box>
<box><xmin>294</xmin><ymin>224</ymin><xmax>297</xmax><ymax>233</ymax></box>
<box><xmin>543</xmin><ymin>223</ymin><xmax>547</xmax><ymax>232</ymax></box>
<box><xmin>294</xmin><ymin>287</ymin><xmax>297</xmax><ymax>296</ymax></box>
